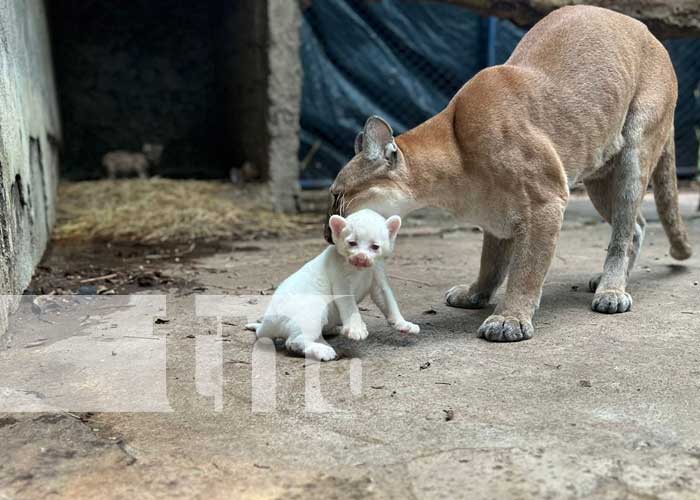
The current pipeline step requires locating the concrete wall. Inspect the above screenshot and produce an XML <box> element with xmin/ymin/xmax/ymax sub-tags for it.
<box><xmin>225</xmin><ymin>0</ymin><xmax>302</xmax><ymax>212</ymax></box>
<box><xmin>0</xmin><ymin>0</ymin><xmax>61</xmax><ymax>331</ymax></box>
<box><xmin>267</xmin><ymin>0</ymin><xmax>303</xmax><ymax>212</ymax></box>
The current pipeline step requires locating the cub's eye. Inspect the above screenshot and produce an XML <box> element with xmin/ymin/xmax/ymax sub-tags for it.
<box><xmin>348</xmin><ymin>241</ymin><xmax>358</xmax><ymax>247</ymax></box>
<box><xmin>370</xmin><ymin>244</ymin><xmax>380</xmax><ymax>251</ymax></box>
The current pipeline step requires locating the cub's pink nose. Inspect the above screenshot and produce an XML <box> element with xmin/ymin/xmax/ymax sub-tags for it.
<box><xmin>349</xmin><ymin>253</ymin><xmax>372</xmax><ymax>268</ymax></box>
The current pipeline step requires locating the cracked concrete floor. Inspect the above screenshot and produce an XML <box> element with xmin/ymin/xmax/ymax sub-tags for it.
<box><xmin>1</xmin><ymin>193</ymin><xmax>700</xmax><ymax>499</ymax></box>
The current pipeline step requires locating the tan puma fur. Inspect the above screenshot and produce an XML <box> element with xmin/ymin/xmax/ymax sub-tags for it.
<box><xmin>326</xmin><ymin>5</ymin><xmax>692</xmax><ymax>342</ymax></box>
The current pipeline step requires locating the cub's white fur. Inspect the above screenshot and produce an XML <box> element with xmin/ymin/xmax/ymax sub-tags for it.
<box><xmin>246</xmin><ymin>209</ymin><xmax>418</xmax><ymax>361</ymax></box>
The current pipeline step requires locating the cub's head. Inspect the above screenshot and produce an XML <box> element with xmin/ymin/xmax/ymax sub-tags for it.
<box><xmin>327</xmin><ymin>209</ymin><xmax>402</xmax><ymax>269</ymax></box>
<box><xmin>325</xmin><ymin>116</ymin><xmax>414</xmax><ymax>243</ymax></box>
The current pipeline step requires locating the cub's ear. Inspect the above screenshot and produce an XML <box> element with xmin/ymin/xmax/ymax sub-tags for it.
<box><xmin>354</xmin><ymin>131</ymin><xmax>364</xmax><ymax>155</ymax></box>
<box><xmin>363</xmin><ymin>116</ymin><xmax>397</xmax><ymax>164</ymax></box>
<box><xmin>328</xmin><ymin>215</ymin><xmax>348</xmax><ymax>242</ymax></box>
<box><xmin>386</xmin><ymin>215</ymin><xmax>402</xmax><ymax>240</ymax></box>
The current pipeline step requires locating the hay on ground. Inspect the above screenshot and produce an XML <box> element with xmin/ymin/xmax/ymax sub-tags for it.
<box><xmin>54</xmin><ymin>179</ymin><xmax>319</xmax><ymax>244</ymax></box>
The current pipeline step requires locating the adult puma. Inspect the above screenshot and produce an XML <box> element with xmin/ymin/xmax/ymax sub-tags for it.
<box><xmin>325</xmin><ymin>5</ymin><xmax>692</xmax><ymax>342</ymax></box>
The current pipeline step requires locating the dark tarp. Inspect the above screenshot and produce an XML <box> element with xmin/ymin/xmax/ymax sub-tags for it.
<box><xmin>300</xmin><ymin>0</ymin><xmax>486</xmax><ymax>185</ymax></box>
<box><xmin>300</xmin><ymin>0</ymin><xmax>700</xmax><ymax>184</ymax></box>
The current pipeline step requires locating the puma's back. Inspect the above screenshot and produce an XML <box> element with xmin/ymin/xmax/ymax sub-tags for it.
<box><xmin>508</xmin><ymin>5</ymin><xmax>660</xmax><ymax>85</ymax></box>
<box><xmin>448</xmin><ymin>6</ymin><xmax>676</xmax><ymax>182</ymax></box>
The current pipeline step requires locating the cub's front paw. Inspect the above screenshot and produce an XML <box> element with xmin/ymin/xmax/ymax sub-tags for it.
<box><xmin>343</xmin><ymin>322</ymin><xmax>369</xmax><ymax>341</ymax></box>
<box><xmin>304</xmin><ymin>343</ymin><xmax>337</xmax><ymax>362</ymax></box>
<box><xmin>478</xmin><ymin>314</ymin><xmax>534</xmax><ymax>342</ymax></box>
<box><xmin>391</xmin><ymin>319</ymin><xmax>420</xmax><ymax>334</ymax></box>
<box><xmin>445</xmin><ymin>285</ymin><xmax>490</xmax><ymax>309</ymax></box>
<box><xmin>592</xmin><ymin>289</ymin><xmax>632</xmax><ymax>314</ymax></box>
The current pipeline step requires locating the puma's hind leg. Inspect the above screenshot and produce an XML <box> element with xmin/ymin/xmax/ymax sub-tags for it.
<box><xmin>586</xmin><ymin>140</ymin><xmax>651</xmax><ymax>313</ymax></box>
<box><xmin>446</xmin><ymin>233</ymin><xmax>512</xmax><ymax>309</ymax></box>
<box><xmin>588</xmin><ymin>215</ymin><xmax>646</xmax><ymax>292</ymax></box>
<box><xmin>584</xmin><ymin>184</ymin><xmax>646</xmax><ymax>294</ymax></box>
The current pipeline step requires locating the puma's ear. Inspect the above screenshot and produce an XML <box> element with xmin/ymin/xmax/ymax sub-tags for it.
<box><xmin>363</xmin><ymin>116</ymin><xmax>397</xmax><ymax>164</ymax></box>
<box><xmin>354</xmin><ymin>131</ymin><xmax>364</xmax><ymax>155</ymax></box>
<box><xmin>328</xmin><ymin>215</ymin><xmax>348</xmax><ymax>242</ymax></box>
<box><xmin>386</xmin><ymin>215</ymin><xmax>402</xmax><ymax>240</ymax></box>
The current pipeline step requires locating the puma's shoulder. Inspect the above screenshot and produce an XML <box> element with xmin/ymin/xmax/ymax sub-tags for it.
<box><xmin>450</xmin><ymin>65</ymin><xmax>546</xmax><ymax>153</ymax></box>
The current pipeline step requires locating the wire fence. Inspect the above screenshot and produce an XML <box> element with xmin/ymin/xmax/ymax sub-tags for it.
<box><xmin>299</xmin><ymin>0</ymin><xmax>700</xmax><ymax>186</ymax></box>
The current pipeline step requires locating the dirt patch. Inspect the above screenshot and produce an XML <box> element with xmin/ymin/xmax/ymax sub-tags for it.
<box><xmin>28</xmin><ymin>241</ymin><xmax>210</xmax><ymax>295</ymax></box>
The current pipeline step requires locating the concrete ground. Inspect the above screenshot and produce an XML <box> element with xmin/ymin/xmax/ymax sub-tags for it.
<box><xmin>1</xmin><ymin>193</ymin><xmax>700</xmax><ymax>499</ymax></box>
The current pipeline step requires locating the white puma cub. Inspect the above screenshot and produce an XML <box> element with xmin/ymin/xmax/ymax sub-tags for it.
<box><xmin>246</xmin><ymin>209</ymin><xmax>419</xmax><ymax>361</ymax></box>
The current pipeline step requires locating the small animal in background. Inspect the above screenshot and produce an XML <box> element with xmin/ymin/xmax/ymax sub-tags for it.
<box><xmin>103</xmin><ymin>143</ymin><xmax>164</xmax><ymax>179</ymax></box>
<box><xmin>229</xmin><ymin>142</ymin><xmax>321</xmax><ymax>185</ymax></box>
<box><xmin>229</xmin><ymin>161</ymin><xmax>260</xmax><ymax>185</ymax></box>
<box><xmin>246</xmin><ymin>209</ymin><xmax>419</xmax><ymax>361</ymax></box>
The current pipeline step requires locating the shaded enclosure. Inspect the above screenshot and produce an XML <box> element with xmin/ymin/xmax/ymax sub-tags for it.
<box><xmin>48</xmin><ymin>0</ymin><xmax>302</xmax><ymax>212</ymax></box>
<box><xmin>48</xmin><ymin>0</ymin><xmax>229</xmax><ymax>179</ymax></box>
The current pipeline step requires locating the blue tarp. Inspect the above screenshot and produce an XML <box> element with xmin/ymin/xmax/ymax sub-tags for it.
<box><xmin>300</xmin><ymin>1</ymin><xmax>699</xmax><ymax>184</ymax></box>
<box><xmin>299</xmin><ymin>0</ymin><xmax>488</xmax><ymax>184</ymax></box>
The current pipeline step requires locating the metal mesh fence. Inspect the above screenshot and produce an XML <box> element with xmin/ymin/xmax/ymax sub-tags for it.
<box><xmin>666</xmin><ymin>38</ymin><xmax>700</xmax><ymax>177</ymax></box>
<box><xmin>299</xmin><ymin>0</ymin><xmax>700</xmax><ymax>185</ymax></box>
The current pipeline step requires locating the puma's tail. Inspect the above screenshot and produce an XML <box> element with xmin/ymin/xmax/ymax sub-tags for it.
<box><xmin>652</xmin><ymin>135</ymin><xmax>692</xmax><ymax>260</ymax></box>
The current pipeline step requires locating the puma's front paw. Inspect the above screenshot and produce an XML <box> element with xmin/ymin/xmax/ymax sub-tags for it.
<box><xmin>343</xmin><ymin>321</ymin><xmax>369</xmax><ymax>341</ymax></box>
<box><xmin>304</xmin><ymin>343</ymin><xmax>337</xmax><ymax>361</ymax></box>
<box><xmin>391</xmin><ymin>319</ymin><xmax>420</xmax><ymax>334</ymax></box>
<box><xmin>592</xmin><ymin>290</ymin><xmax>632</xmax><ymax>314</ymax></box>
<box><xmin>478</xmin><ymin>314</ymin><xmax>534</xmax><ymax>342</ymax></box>
<box><xmin>445</xmin><ymin>285</ymin><xmax>490</xmax><ymax>309</ymax></box>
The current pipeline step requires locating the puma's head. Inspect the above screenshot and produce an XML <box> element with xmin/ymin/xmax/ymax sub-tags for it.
<box><xmin>325</xmin><ymin>116</ymin><xmax>416</xmax><ymax>243</ymax></box>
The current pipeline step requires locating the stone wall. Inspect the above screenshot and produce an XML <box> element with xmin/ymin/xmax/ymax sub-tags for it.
<box><xmin>0</xmin><ymin>0</ymin><xmax>61</xmax><ymax>332</ymax></box>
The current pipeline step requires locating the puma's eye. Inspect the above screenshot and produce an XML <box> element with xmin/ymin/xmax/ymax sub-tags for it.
<box><xmin>370</xmin><ymin>244</ymin><xmax>380</xmax><ymax>251</ymax></box>
<box><xmin>348</xmin><ymin>241</ymin><xmax>358</xmax><ymax>247</ymax></box>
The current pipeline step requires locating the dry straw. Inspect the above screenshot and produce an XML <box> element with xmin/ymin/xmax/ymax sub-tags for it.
<box><xmin>54</xmin><ymin>179</ymin><xmax>319</xmax><ymax>244</ymax></box>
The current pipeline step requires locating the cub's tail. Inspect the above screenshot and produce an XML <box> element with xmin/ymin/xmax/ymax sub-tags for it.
<box><xmin>652</xmin><ymin>135</ymin><xmax>692</xmax><ymax>260</ymax></box>
<box><xmin>245</xmin><ymin>322</ymin><xmax>262</xmax><ymax>334</ymax></box>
